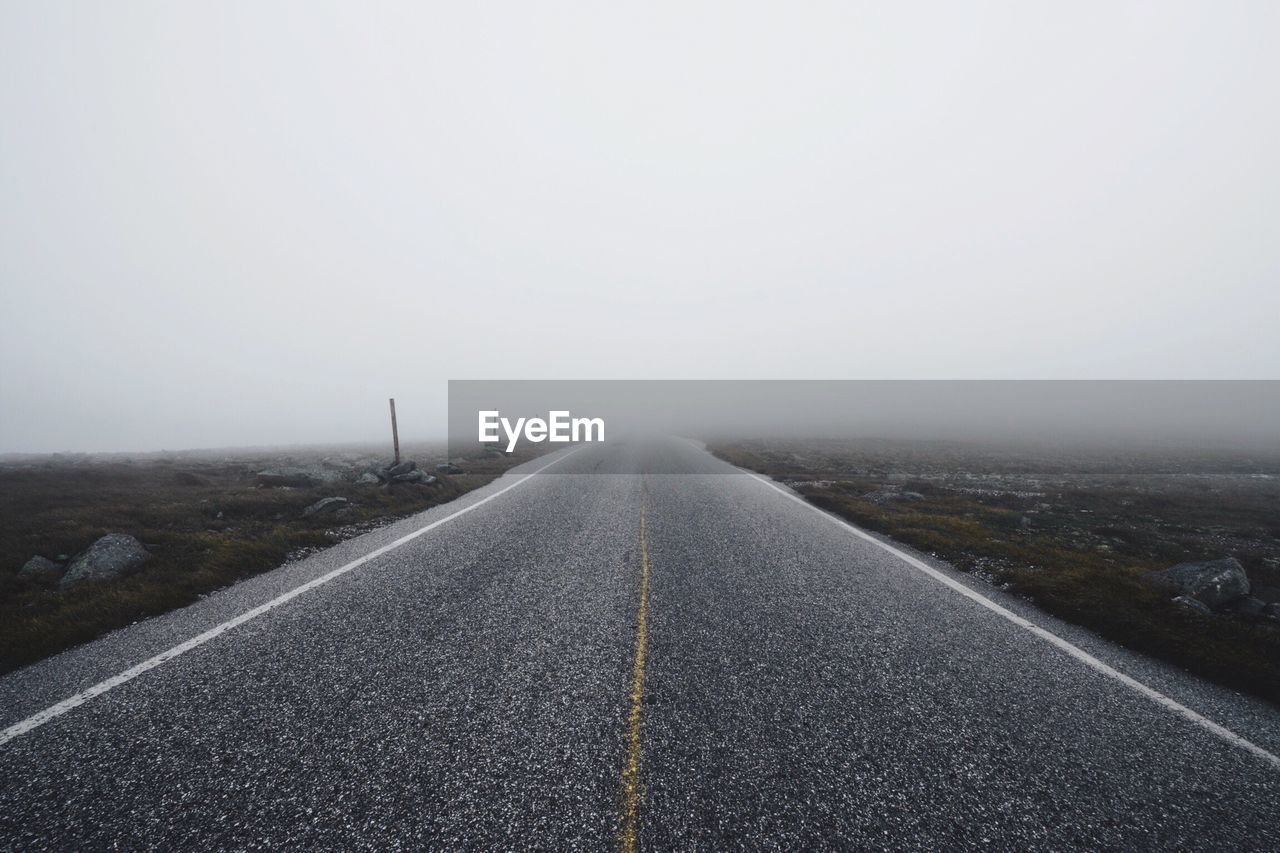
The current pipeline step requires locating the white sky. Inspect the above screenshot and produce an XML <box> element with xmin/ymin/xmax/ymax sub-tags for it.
<box><xmin>2</xmin><ymin>2</ymin><xmax>1277</xmax><ymax>451</ymax></box>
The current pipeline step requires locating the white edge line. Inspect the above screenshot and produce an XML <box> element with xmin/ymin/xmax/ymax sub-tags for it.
<box><xmin>0</xmin><ymin>446</ymin><xmax>586</xmax><ymax>747</ymax></box>
<box><xmin>744</xmin><ymin>470</ymin><xmax>1280</xmax><ymax>771</ymax></box>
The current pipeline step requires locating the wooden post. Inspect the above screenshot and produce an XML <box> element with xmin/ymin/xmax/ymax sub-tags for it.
<box><xmin>389</xmin><ymin>397</ymin><xmax>401</xmax><ymax>465</ymax></box>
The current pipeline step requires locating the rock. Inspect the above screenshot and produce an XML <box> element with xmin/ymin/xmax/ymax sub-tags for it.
<box><xmin>436</xmin><ymin>463</ymin><xmax>465</xmax><ymax>475</ymax></box>
<box><xmin>302</xmin><ymin>497</ymin><xmax>350</xmax><ymax>517</ymax></box>
<box><xmin>253</xmin><ymin>466</ymin><xmax>335</xmax><ymax>484</ymax></box>
<box><xmin>372</xmin><ymin>461</ymin><xmax>436</xmax><ymax>484</ymax></box>
<box><xmin>386</xmin><ymin>461</ymin><xmax>416</xmax><ymax>478</ymax></box>
<box><xmin>356</xmin><ymin>472</ymin><xmax>380</xmax><ymax>485</ymax></box>
<box><xmin>1264</xmin><ymin>603</ymin><xmax>1280</xmax><ymax>620</ymax></box>
<box><xmin>174</xmin><ymin>471</ymin><xmax>208</xmax><ymax>486</ymax></box>
<box><xmin>60</xmin><ymin>534</ymin><xmax>152</xmax><ymax>588</ymax></box>
<box><xmin>18</xmin><ymin>555</ymin><xmax>63</xmax><ymax>585</ymax></box>
<box><xmin>1146</xmin><ymin>557</ymin><xmax>1250</xmax><ymax>610</ymax></box>
<box><xmin>392</xmin><ymin>470</ymin><xmax>437</xmax><ymax>485</ymax></box>
<box><xmin>1173</xmin><ymin>595</ymin><xmax>1212</xmax><ymax>615</ymax></box>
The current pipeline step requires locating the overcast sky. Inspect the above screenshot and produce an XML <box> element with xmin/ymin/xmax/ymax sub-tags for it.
<box><xmin>2</xmin><ymin>2</ymin><xmax>1278</xmax><ymax>452</ymax></box>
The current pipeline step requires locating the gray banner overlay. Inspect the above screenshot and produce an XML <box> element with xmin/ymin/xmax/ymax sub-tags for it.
<box><xmin>447</xmin><ymin>380</ymin><xmax>1280</xmax><ymax>472</ymax></box>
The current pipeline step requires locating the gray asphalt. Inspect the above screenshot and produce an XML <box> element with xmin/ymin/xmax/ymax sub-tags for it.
<box><xmin>1</xmin><ymin>437</ymin><xmax>1278</xmax><ymax>850</ymax></box>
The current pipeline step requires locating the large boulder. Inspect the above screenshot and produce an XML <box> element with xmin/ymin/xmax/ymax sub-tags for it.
<box><xmin>60</xmin><ymin>534</ymin><xmax>152</xmax><ymax>588</ymax></box>
<box><xmin>18</xmin><ymin>555</ymin><xmax>63</xmax><ymax>585</ymax></box>
<box><xmin>1146</xmin><ymin>557</ymin><xmax>1250</xmax><ymax>610</ymax></box>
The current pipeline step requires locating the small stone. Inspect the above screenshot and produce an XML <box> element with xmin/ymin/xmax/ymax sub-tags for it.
<box><xmin>302</xmin><ymin>497</ymin><xmax>350</xmax><ymax>517</ymax></box>
<box><xmin>1173</xmin><ymin>595</ymin><xmax>1212</xmax><ymax>615</ymax></box>
<box><xmin>18</xmin><ymin>555</ymin><xmax>63</xmax><ymax>585</ymax></box>
<box><xmin>392</xmin><ymin>470</ymin><xmax>437</xmax><ymax>485</ymax></box>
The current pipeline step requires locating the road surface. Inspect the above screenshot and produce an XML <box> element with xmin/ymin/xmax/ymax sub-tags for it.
<box><xmin>1</xmin><ymin>437</ymin><xmax>1278</xmax><ymax>850</ymax></box>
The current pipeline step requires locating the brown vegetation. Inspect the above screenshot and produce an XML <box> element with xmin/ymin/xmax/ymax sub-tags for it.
<box><xmin>0</xmin><ymin>444</ymin><xmax>535</xmax><ymax>674</ymax></box>
<box><xmin>712</xmin><ymin>439</ymin><xmax>1280</xmax><ymax>706</ymax></box>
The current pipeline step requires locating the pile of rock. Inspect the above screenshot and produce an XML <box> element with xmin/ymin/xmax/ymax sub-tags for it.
<box><xmin>366</xmin><ymin>460</ymin><xmax>437</xmax><ymax>486</ymax></box>
<box><xmin>1145</xmin><ymin>557</ymin><xmax>1279</xmax><ymax>619</ymax></box>
<box><xmin>18</xmin><ymin>533</ymin><xmax>153</xmax><ymax>589</ymax></box>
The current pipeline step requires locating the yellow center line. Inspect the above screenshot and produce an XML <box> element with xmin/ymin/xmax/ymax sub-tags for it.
<box><xmin>619</xmin><ymin>482</ymin><xmax>651</xmax><ymax>853</ymax></box>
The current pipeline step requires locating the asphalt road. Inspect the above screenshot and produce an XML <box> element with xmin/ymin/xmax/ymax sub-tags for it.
<box><xmin>1</xmin><ymin>437</ymin><xmax>1278</xmax><ymax>850</ymax></box>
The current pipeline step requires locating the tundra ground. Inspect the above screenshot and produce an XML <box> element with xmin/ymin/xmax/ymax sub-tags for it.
<box><xmin>0</xmin><ymin>443</ymin><xmax>539</xmax><ymax>674</ymax></box>
<box><xmin>712</xmin><ymin>438</ymin><xmax>1280</xmax><ymax>705</ymax></box>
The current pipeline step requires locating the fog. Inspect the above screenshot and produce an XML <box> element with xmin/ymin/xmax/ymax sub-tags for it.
<box><xmin>447</xmin><ymin>381</ymin><xmax>1280</xmax><ymax>454</ymax></box>
<box><xmin>2</xmin><ymin>3</ymin><xmax>1278</xmax><ymax>452</ymax></box>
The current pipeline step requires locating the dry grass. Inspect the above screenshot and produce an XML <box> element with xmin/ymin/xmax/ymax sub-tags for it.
<box><xmin>0</xmin><ymin>444</ymin><xmax>538</xmax><ymax>674</ymax></box>
<box><xmin>713</xmin><ymin>440</ymin><xmax>1280</xmax><ymax>706</ymax></box>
